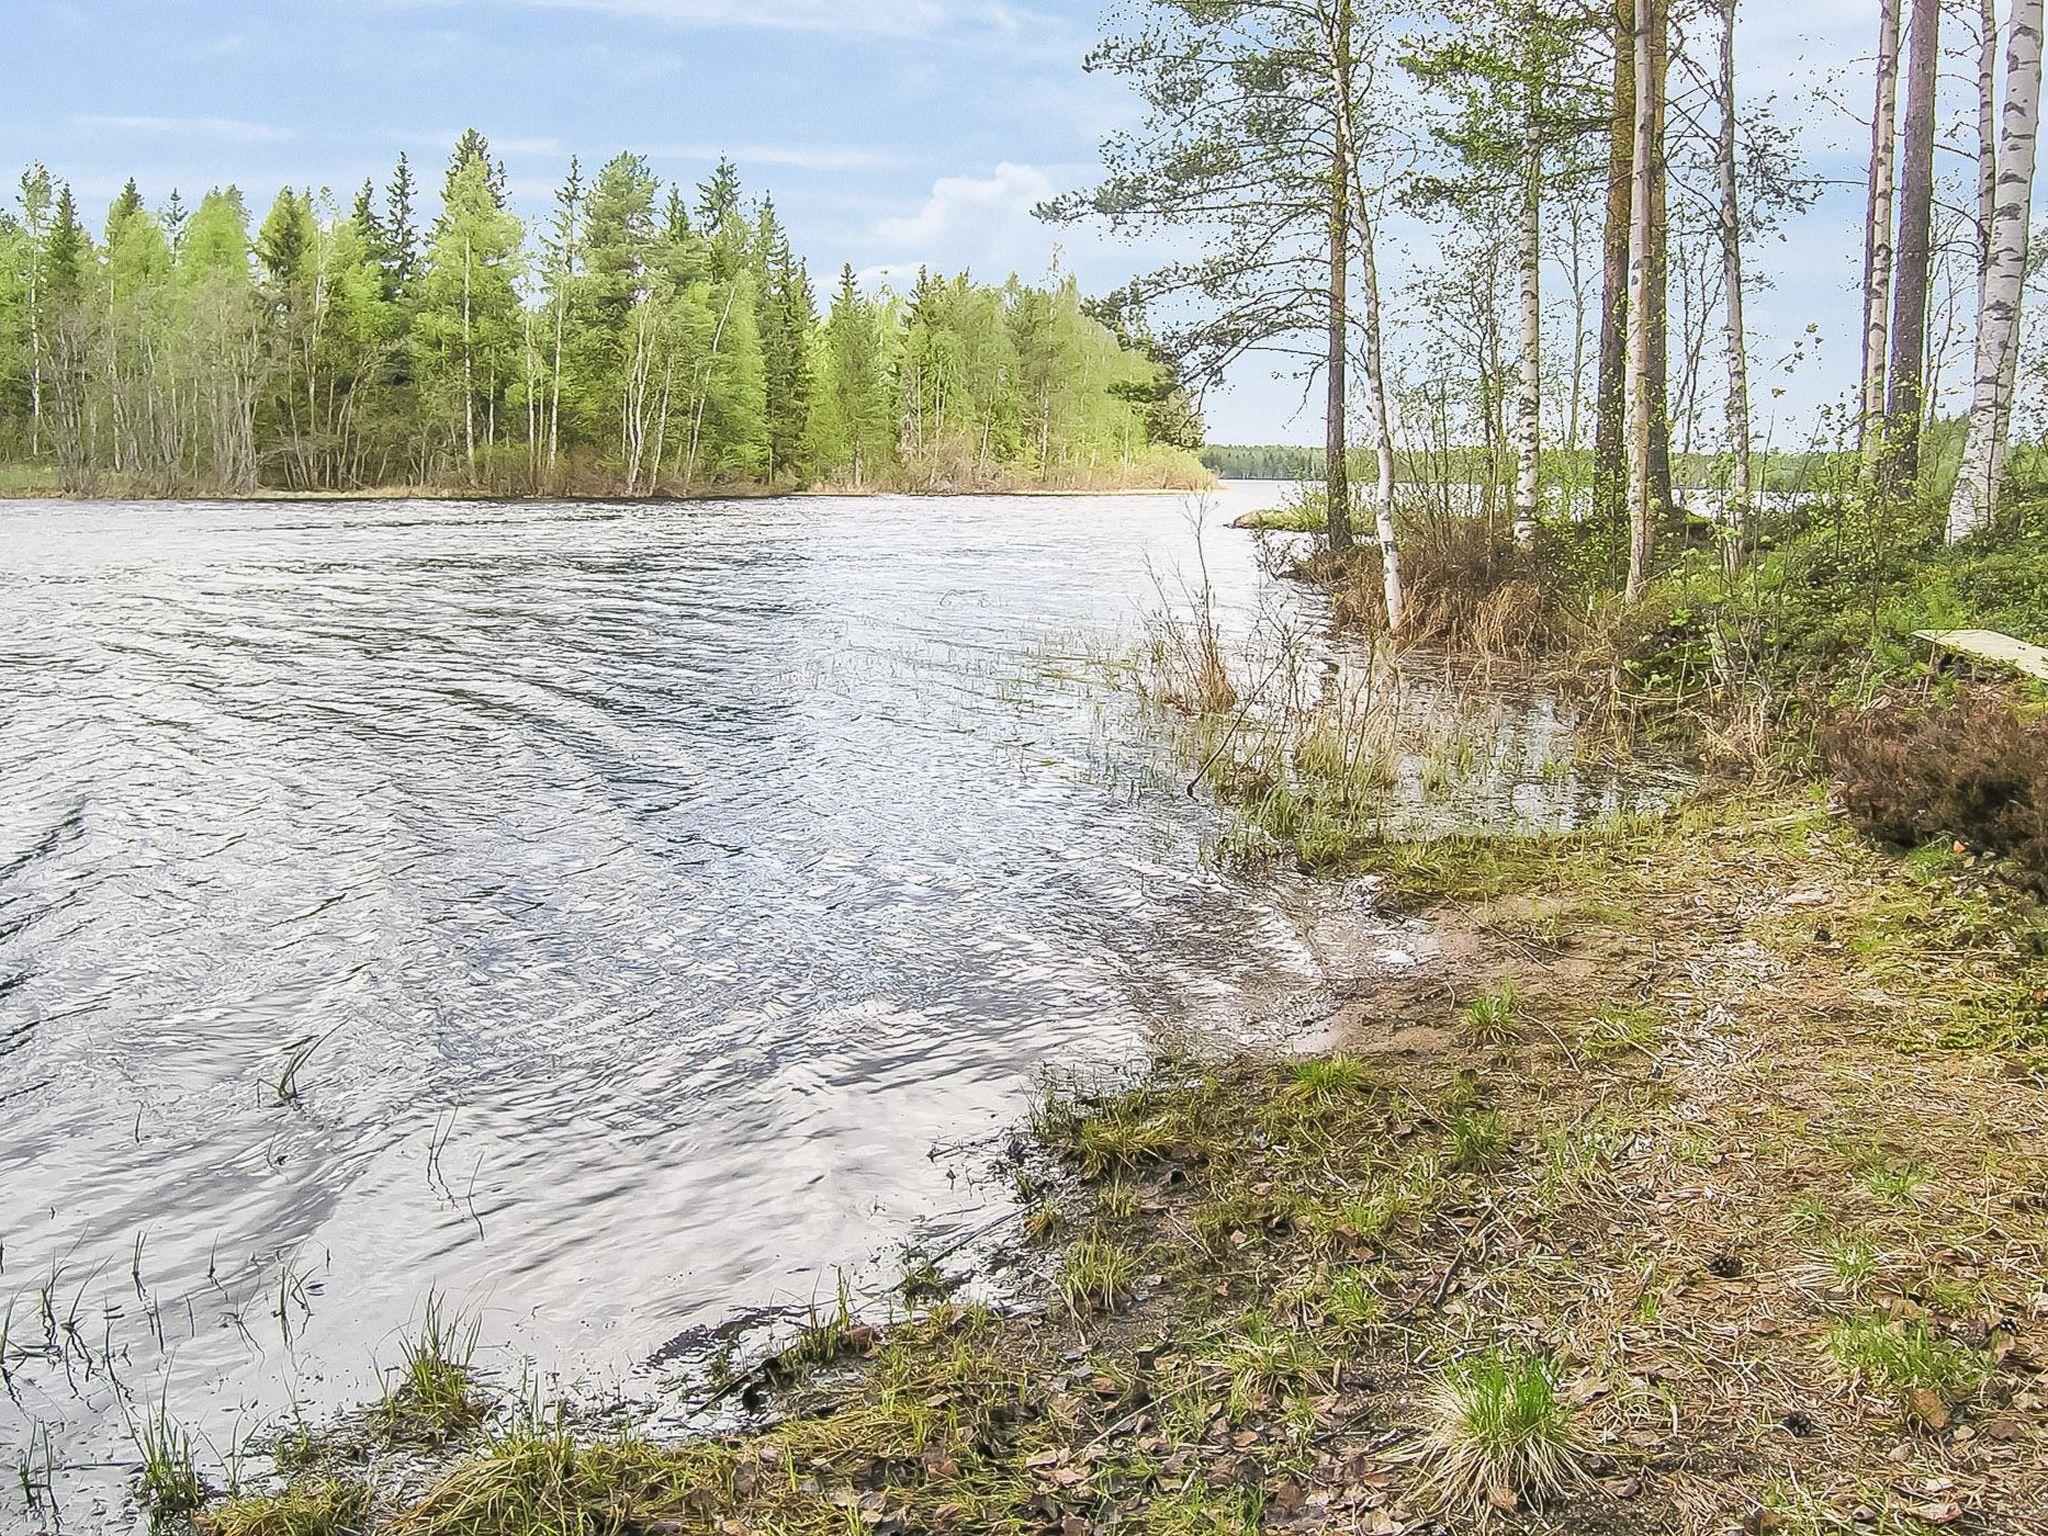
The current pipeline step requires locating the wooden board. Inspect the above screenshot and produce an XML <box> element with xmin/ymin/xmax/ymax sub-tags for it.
<box><xmin>1913</xmin><ymin>628</ymin><xmax>2048</xmax><ymax>682</ymax></box>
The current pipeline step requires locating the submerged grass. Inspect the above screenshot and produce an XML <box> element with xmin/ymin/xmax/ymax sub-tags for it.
<box><xmin>377</xmin><ymin>1295</ymin><xmax>487</xmax><ymax>1447</ymax></box>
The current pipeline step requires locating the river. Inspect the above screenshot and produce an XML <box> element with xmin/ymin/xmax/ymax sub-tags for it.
<box><xmin>1</xmin><ymin>485</ymin><xmax>1362</xmax><ymax>1525</ymax></box>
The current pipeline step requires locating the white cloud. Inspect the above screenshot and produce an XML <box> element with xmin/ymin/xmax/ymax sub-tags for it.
<box><xmin>873</xmin><ymin>162</ymin><xmax>1061</xmax><ymax>277</ymax></box>
<box><xmin>70</xmin><ymin>114</ymin><xmax>295</xmax><ymax>142</ymax></box>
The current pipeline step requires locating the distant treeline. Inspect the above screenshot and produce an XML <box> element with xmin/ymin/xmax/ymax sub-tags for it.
<box><xmin>1202</xmin><ymin>441</ymin><xmax>1898</xmax><ymax>496</ymax></box>
<box><xmin>0</xmin><ymin>134</ymin><xmax>1208</xmax><ymax>499</ymax></box>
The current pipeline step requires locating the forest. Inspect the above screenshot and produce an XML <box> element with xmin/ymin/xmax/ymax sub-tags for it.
<box><xmin>1047</xmin><ymin>0</ymin><xmax>2048</xmax><ymax>637</ymax></box>
<box><xmin>0</xmin><ymin>138</ymin><xmax>1206</xmax><ymax>498</ymax></box>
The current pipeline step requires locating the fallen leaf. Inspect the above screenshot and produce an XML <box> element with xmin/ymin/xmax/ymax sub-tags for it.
<box><xmin>1904</xmin><ymin>1387</ymin><xmax>1952</xmax><ymax>1431</ymax></box>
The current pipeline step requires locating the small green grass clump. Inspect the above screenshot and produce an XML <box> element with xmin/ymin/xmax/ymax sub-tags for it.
<box><xmin>1826</xmin><ymin>1314</ymin><xmax>1993</xmax><ymax>1407</ymax></box>
<box><xmin>195</xmin><ymin>1478</ymin><xmax>370</xmax><ymax>1536</ymax></box>
<box><xmin>137</xmin><ymin>1405</ymin><xmax>206</xmax><ymax>1519</ymax></box>
<box><xmin>1578</xmin><ymin>1004</ymin><xmax>1661</xmax><ymax>1059</ymax></box>
<box><xmin>775</xmin><ymin>1275</ymin><xmax>874</xmax><ymax>1373</ymax></box>
<box><xmin>1056</xmin><ymin>1233</ymin><xmax>1137</xmax><ymax>1318</ymax></box>
<box><xmin>1459</xmin><ymin>981</ymin><xmax>1521</xmax><ymax>1045</ymax></box>
<box><xmin>1420</xmin><ymin>1348</ymin><xmax>1586</xmax><ymax>1511</ymax></box>
<box><xmin>1284</xmin><ymin>1054</ymin><xmax>1377</xmax><ymax>1104</ymax></box>
<box><xmin>1211</xmin><ymin>1313</ymin><xmax>1334</xmax><ymax>1420</ymax></box>
<box><xmin>378</xmin><ymin>1296</ymin><xmax>487</xmax><ymax>1446</ymax></box>
<box><xmin>1445</xmin><ymin>1109</ymin><xmax>1510</xmax><ymax>1172</ymax></box>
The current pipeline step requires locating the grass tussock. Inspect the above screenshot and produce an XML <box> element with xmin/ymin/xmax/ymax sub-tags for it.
<box><xmin>1419</xmin><ymin>1348</ymin><xmax>1586</xmax><ymax>1512</ymax></box>
<box><xmin>195</xmin><ymin>1478</ymin><xmax>371</xmax><ymax>1536</ymax></box>
<box><xmin>377</xmin><ymin>1296</ymin><xmax>487</xmax><ymax>1446</ymax></box>
<box><xmin>137</xmin><ymin>1404</ymin><xmax>206</xmax><ymax>1519</ymax></box>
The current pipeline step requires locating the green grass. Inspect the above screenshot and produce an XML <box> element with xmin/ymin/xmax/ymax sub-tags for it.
<box><xmin>1056</xmin><ymin>1234</ymin><xmax>1137</xmax><ymax>1318</ymax></box>
<box><xmin>136</xmin><ymin>1403</ymin><xmax>206</xmax><ymax>1519</ymax></box>
<box><xmin>1283</xmin><ymin>1055</ymin><xmax>1377</xmax><ymax>1103</ymax></box>
<box><xmin>193</xmin><ymin>1478</ymin><xmax>370</xmax><ymax>1536</ymax></box>
<box><xmin>1459</xmin><ymin>981</ymin><xmax>1521</xmax><ymax>1045</ymax></box>
<box><xmin>1233</xmin><ymin>503</ymin><xmax>1326</xmax><ymax>533</ymax></box>
<box><xmin>1445</xmin><ymin>1109</ymin><xmax>1510</xmax><ymax>1172</ymax></box>
<box><xmin>1578</xmin><ymin>1004</ymin><xmax>1662</xmax><ymax>1059</ymax></box>
<box><xmin>1826</xmin><ymin>1313</ymin><xmax>1992</xmax><ymax>1404</ymax></box>
<box><xmin>378</xmin><ymin>1294</ymin><xmax>486</xmax><ymax>1445</ymax></box>
<box><xmin>1817</xmin><ymin>1231</ymin><xmax>1882</xmax><ymax>1292</ymax></box>
<box><xmin>1420</xmin><ymin>1347</ymin><xmax>1584</xmax><ymax>1510</ymax></box>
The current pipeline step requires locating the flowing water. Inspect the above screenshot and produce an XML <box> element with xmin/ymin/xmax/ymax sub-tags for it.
<box><xmin>0</xmin><ymin>487</ymin><xmax>1671</xmax><ymax>1529</ymax></box>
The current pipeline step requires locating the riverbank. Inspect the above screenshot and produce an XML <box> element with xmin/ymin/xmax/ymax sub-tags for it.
<box><xmin>189</xmin><ymin>781</ymin><xmax>2048</xmax><ymax>1535</ymax></box>
<box><xmin>0</xmin><ymin>462</ymin><xmax>1216</xmax><ymax>505</ymax></box>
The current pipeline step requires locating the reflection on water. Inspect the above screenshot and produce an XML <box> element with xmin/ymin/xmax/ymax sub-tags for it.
<box><xmin>0</xmin><ymin>488</ymin><xmax>1331</xmax><ymax>1524</ymax></box>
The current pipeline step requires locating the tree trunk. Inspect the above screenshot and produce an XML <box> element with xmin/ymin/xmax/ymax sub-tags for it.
<box><xmin>1949</xmin><ymin>0</ymin><xmax>2044</xmax><ymax>540</ymax></box>
<box><xmin>1325</xmin><ymin>134</ymin><xmax>1354</xmax><ymax>554</ymax></box>
<box><xmin>1717</xmin><ymin>0</ymin><xmax>1753</xmax><ymax>571</ymax></box>
<box><xmin>1885</xmin><ymin>0</ymin><xmax>1941</xmax><ymax>489</ymax></box>
<box><xmin>1979</xmin><ymin>0</ymin><xmax>2001</xmax><ymax>312</ymax></box>
<box><xmin>1357</xmin><ymin>203</ymin><xmax>1405</xmax><ymax>631</ymax></box>
<box><xmin>1624</xmin><ymin>0</ymin><xmax>1665</xmax><ymax>603</ymax></box>
<box><xmin>1512</xmin><ymin>67</ymin><xmax>1542</xmax><ymax>550</ymax></box>
<box><xmin>1593</xmin><ymin>0</ymin><xmax>1634</xmax><ymax>535</ymax></box>
<box><xmin>1860</xmin><ymin>0</ymin><xmax>1902</xmax><ymax>465</ymax></box>
<box><xmin>1646</xmin><ymin>8</ymin><xmax>1673</xmax><ymax>521</ymax></box>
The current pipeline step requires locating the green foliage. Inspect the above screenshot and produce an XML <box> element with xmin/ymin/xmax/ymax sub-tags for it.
<box><xmin>0</xmin><ymin>141</ymin><xmax>1196</xmax><ymax>495</ymax></box>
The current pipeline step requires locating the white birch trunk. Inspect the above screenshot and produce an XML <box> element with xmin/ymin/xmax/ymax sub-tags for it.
<box><xmin>1717</xmin><ymin>0</ymin><xmax>1753</xmax><ymax>571</ymax></box>
<box><xmin>1860</xmin><ymin>0</ymin><xmax>1901</xmax><ymax>462</ymax></box>
<box><xmin>1512</xmin><ymin>91</ymin><xmax>1542</xmax><ymax>549</ymax></box>
<box><xmin>1979</xmin><ymin>0</ymin><xmax>2002</xmax><ymax>312</ymax></box>
<box><xmin>1949</xmin><ymin>0</ymin><xmax>2043</xmax><ymax>540</ymax></box>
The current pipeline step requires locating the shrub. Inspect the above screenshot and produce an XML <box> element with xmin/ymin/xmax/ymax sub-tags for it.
<box><xmin>1824</xmin><ymin>687</ymin><xmax>2048</xmax><ymax>894</ymax></box>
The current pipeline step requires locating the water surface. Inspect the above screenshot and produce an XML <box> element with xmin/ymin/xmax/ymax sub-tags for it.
<box><xmin>1</xmin><ymin>487</ymin><xmax>1331</xmax><ymax>1524</ymax></box>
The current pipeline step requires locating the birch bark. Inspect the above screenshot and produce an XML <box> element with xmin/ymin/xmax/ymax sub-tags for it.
<box><xmin>1949</xmin><ymin>0</ymin><xmax>2043</xmax><ymax>539</ymax></box>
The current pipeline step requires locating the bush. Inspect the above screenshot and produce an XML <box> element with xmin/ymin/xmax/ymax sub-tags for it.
<box><xmin>1825</xmin><ymin>687</ymin><xmax>2048</xmax><ymax>894</ymax></box>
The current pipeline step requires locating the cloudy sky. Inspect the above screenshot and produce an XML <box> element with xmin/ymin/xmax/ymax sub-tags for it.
<box><xmin>2</xmin><ymin>0</ymin><xmax>1907</xmax><ymax>441</ymax></box>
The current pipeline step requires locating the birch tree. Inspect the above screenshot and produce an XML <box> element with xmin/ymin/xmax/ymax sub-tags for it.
<box><xmin>1859</xmin><ymin>0</ymin><xmax>1901</xmax><ymax>467</ymax></box>
<box><xmin>1948</xmin><ymin>0</ymin><xmax>2044</xmax><ymax>540</ymax></box>
<box><xmin>1715</xmin><ymin>0</ymin><xmax>1751</xmax><ymax>570</ymax></box>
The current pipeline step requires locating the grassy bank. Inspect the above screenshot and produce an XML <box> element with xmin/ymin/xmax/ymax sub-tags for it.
<box><xmin>182</xmin><ymin>782</ymin><xmax>2048</xmax><ymax>1536</ymax></box>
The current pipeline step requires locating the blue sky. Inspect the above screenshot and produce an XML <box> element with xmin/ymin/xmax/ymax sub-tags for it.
<box><xmin>3</xmin><ymin>0</ymin><xmax>1909</xmax><ymax>442</ymax></box>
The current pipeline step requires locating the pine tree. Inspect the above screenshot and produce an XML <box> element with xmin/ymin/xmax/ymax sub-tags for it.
<box><xmin>382</xmin><ymin>153</ymin><xmax>421</xmax><ymax>301</ymax></box>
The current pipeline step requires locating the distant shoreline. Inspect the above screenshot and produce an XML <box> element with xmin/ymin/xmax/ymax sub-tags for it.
<box><xmin>0</xmin><ymin>480</ymin><xmax>1220</xmax><ymax>507</ymax></box>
